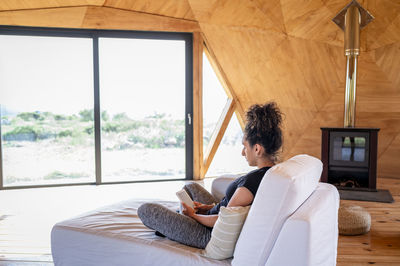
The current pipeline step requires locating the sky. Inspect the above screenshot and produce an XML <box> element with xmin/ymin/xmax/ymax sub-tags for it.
<box><xmin>0</xmin><ymin>34</ymin><xmax>227</xmax><ymax>123</ymax></box>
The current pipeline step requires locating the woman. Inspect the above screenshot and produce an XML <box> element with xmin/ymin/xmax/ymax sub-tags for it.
<box><xmin>138</xmin><ymin>102</ymin><xmax>283</xmax><ymax>249</ymax></box>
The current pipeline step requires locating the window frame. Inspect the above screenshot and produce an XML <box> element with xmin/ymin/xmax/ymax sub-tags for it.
<box><xmin>0</xmin><ymin>25</ymin><xmax>193</xmax><ymax>189</ymax></box>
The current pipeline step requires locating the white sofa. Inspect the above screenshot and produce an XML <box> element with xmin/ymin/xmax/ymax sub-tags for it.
<box><xmin>51</xmin><ymin>155</ymin><xmax>339</xmax><ymax>266</ymax></box>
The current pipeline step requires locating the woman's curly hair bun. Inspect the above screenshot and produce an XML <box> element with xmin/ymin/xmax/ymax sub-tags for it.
<box><xmin>244</xmin><ymin>102</ymin><xmax>283</xmax><ymax>162</ymax></box>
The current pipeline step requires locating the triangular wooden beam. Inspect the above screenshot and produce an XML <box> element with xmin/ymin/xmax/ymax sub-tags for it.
<box><xmin>202</xmin><ymin>98</ymin><xmax>236</xmax><ymax>177</ymax></box>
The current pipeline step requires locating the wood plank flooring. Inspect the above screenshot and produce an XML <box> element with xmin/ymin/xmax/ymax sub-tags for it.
<box><xmin>337</xmin><ymin>177</ymin><xmax>400</xmax><ymax>266</ymax></box>
<box><xmin>0</xmin><ymin>177</ymin><xmax>399</xmax><ymax>265</ymax></box>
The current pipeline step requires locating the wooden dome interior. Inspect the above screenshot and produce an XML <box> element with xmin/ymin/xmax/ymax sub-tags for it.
<box><xmin>0</xmin><ymin>0</ymin><xmax>399</xmax><ymax>179</ymax></box>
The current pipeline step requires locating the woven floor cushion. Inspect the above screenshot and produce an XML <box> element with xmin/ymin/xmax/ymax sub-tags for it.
<box><xmin>338</xmin><ymin>205</ymin><xmax>371</xmax><ymax>235</ymax></box>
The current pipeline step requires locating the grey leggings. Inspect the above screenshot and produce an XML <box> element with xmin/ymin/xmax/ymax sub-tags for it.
<box><xmin>138</xmin><ymin>182</ymin><xmax>218</xmax><ymax>249</ymax></box>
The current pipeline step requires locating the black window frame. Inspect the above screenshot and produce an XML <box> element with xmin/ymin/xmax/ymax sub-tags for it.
<box><xmin>0</xmin><ymin>25</ymin><xmax>193</xmax><ymax>189</ymax></box>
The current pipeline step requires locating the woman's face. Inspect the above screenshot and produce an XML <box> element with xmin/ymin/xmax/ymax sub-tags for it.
<box><xmin>241</xmin><ymin>137</ymin><xmax>257</xmax><ymax>166</ymax></box>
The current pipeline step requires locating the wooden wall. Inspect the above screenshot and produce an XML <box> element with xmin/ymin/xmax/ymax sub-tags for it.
<box><xmin>0</xmin><ymin>0</ymin><xmax>399</xmax><ymax>179</ymax></box>
<box><xmin>188</xmin><ymin>0</ymin><xmax>400</xmax><ymax>179</ymax></box>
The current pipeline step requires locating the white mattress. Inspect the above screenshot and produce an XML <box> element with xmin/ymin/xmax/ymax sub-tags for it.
<box><xmin>51</xmin><ymin>199</ymin><xmax>231</xmax><ymax>266</ymax></box>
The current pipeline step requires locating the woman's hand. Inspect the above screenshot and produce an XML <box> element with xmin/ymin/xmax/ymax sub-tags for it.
<box><xmin>182</xmin><ymin>202</ymin><xmax>219</xmax><ymax>227</ymax></box>
<box><xmin>181</xmin><ymin>202</ymin><xmax>196</xmax><ymax>218</ymax></box>
<box><xmin>193</xmin><ymin>201</ymin><xmax>215</xmax><ymax>214</ymax></box>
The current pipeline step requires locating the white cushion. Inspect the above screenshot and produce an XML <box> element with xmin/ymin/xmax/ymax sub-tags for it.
<box><xmin>211</xmin><ymin>175</ymin><xmax>239</xmax><ymax>202</ymax></box>
<box><xmin>232</xmin><ymin>154</ymin><xmax>322</xmax><ymax>266</ymax></box>
<box><xmin>203</xmin><ymin>206</ymin><xmax>250</xmax><ymax>260</ymax></box>
<box><xmin>265</xmin><ymin>183</ymin><xmax>339</xmax><ymax>266</ymax></box>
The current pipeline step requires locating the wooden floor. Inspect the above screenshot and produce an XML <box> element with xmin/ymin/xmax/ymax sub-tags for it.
<box><xmin>0</xmin><ymin>177</ymin><xmax>399</xmax><ymax>265</ymax></box>
<box><xmin>337</xmin><ymin>177</ymin><xmax>400</xmax><ymax>266</ymax></box>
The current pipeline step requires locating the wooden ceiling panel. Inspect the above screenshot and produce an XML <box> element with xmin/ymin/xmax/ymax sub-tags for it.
<box><xmin>321</xmin><ymin>91</ymin><xmax>344</xmax><ymax>115</ymax></box>
<box><xmin>0</xmin><ymin>0</ymin><xmax>104</xmax><ymax>11</ymax></box>
<box><xmin>356</xmin><ymin>112</ymin><xmax>400</xmax><ymax>159</ymax></box>
<box><xmin>324</xmin><ymin>91</ymin><xmax>400</xmax><ymax>114</ymax></box>
<box><xmin>283</xmin><ymin>0</ymin><xmax>400</xmax><ymax>51</ymax></box>
<box><xmin>364</xmin><ymin>0</ymin><xmax>400</xmax><ymax>50</ymax></box>
<box><xmin>104</xmin><ymin>0</ymin><xmax>196</xmax><ymax>20</ymax></box>
<box><xmin>287</xmin><ymin>37</ymin><xmax>345</xmax><ymax>111</ymax></box>
<box><xmin>248</xmin><ymin>0</ymin><xmax>286</xmax><ymax>33</ymax></box>
<box><xmin>81</xmin><ymin>6</ymin><xmax>200</xmax><ymax>32</ymax></box>
<box><xmin>190</xmin><ymin>0</ymin><xmax>283</xmax><ymax>33</ymax></box>
<box><xmin>374</xmin><ymin>42</ymin><xmax>400</xmax><ymax>91</ymax></box>
<box><xmin>280</xmin><ymin>107</ymin><xmax>318</xmax><ymax>159</ymax></box>
<box><xmin>186</xmin><ymin>0</ymin><xmax>218</xmax><ymax>22</ymax></box>
<box><xmin>369</xmin><ymin>14</ymin><xmax>400</xmax><ymax>50</ymax></box>
<box><xmin>378</xmin><ymin>133</ymin><xmax>400</xmax><ymax>178</ymax></box>
<box><xmin>0</xmin><ymin>7</ymin><xmax>88</xmax><ymax>28</ymax></box>
<box><xmin>357</xmin><ymin>112</ymin><xmax>400</xmax><ymax>134</ymax></box>
<box><xmin>199</xmin><ymin>23</ymin><xmax>286</xmax><ymax>104</ymax></box>
<box><xmin>239</xmin><ymin>40</ymin><xmax>321</xmax><ymax>110</ymax></box>
<box><xmin>245</xmin><ymin>65</ymin><xmax>296</xmax><ymax>110</ymax></box>
<box><xmin>280</xmin><ymin>0</ymin><xmax>344</xmax><ymax>47</ymax></box>
<box><xmin>320</xmin><ymin>0</ymin><xmax>367</xmax><ymax>13</ymax></box>
<box><xmin>318</xmin><ymin>0</ymin><xmax>400</xmax><ymax>51</ymax></box>
<box><xmin>246</xmin><ymin>37</ymin><xmax>339</xmax><ymax>111</ymax></box>
<box><xmin>355</xmin><ymin>51</ymin><xmax>396</xmax><ymax>95</ymax></box>
<box><xmin>286</xmin><ymin>111</ymin><xmax>343</xmax><ymax>159</ymax></box>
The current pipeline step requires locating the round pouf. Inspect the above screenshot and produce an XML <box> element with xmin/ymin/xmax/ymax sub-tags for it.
<box><xmin>338</xmin><ymin>205</ymin><xmax>371</xmax><ymax>236</ymax></box>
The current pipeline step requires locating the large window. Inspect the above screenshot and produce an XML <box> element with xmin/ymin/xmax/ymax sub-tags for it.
<box><xmin>0</xmin><ymin>27</ymin><xmax>193</xmax><ymax>188</ymax></box>
<box><xmin>99</xmin><ymin>37</ymin><xmax>186</xmax><ymax>182</ymax></box>
<box><xmin>202</xmin><ymin>52</ymin><xmax>253</xmax><ymax>177</ymax></box>
<box><xmin>0</xmin><ymin>34</ymin><xmax>95</xmax><ymax>187</ymax></box>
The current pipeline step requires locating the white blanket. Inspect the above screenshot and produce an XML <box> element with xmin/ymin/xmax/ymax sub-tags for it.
<box><xmin>51</xmin><ymin>199</ymin><xmax>231</xmax><ymax>266</ymax></box>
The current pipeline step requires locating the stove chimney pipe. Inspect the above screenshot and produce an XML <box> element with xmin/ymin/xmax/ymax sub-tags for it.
<box><xmin>332</xmin><ymin>0</ymin><xmax>374</xmax><ymax>128</ymax></box>
<box><xmin>344</xmin><ymin>5</ymin><xmax>360</xmax><ymax>128</ymax></box>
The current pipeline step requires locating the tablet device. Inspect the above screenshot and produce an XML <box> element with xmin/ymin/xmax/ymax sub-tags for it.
<box><xmin>176</xmin><ymin>189</ymin><xmax>195</xmax><ymax>209</ymax></box>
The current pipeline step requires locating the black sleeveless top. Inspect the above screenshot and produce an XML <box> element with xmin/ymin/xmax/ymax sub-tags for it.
<box><xmin>207</xmin><ymin>166</ymin><xmax>270</xmax><ymax>215</ymax></box>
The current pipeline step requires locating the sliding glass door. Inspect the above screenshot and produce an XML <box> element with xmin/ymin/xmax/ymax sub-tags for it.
<box><xmin>99</xmin><ymin>37</ymin><xmax>187</xmax><ymax>182</ymax></box>
<box><xmin>0</xmin><ymin>34</ymin><xmax>95</xmax><ymax>186</ymax></box>
<box><xmin>0</xmin><ymin>26</ymin><xmax>192</xmax><ymax>188</ymax></box>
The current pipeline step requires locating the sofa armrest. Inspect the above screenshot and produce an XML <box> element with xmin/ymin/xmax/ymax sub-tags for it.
<box><xmin>211</xmin><ymin>175</ymin><xmax>241</xmax><ymax>202</ymax></box>
<box><xmin>264</xmin><ymin>183</ymin><xmax>339</xmax><ymax>266</ymax></box>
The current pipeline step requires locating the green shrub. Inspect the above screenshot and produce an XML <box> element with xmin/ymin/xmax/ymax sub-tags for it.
<box><xmin>3</xmin><ymin>125</ymin><xmax>57</xmax><ymax>141</ymax></box>
<box><xmin>112</xmin><ymin>113</ymin><xmax>130</xmax><ymax>121</ymax></box>
<box><xmin>128</xmin><ymin>134</ymin><xmax>166</xmax><ymax>149</ymax></box>
<box><xmin>70</xmin><ymin>134</ymin><xmax>89</xmax><ymax>146</ymax></box>
<box><xmin>4</xmin><ymin>175</ymin><xmax>31</xmax><ymax>184</ymax></box>
<box><xmin>102</xmin><ymin>121</ymin><xmax>141</xmax><ymax>133</ymax></box>
<box><xmin>7</xmin><ymin>125</ymin><xmax>37</xmax><ymax>135</ymax></box>
<box><xmin>102</xmin><ymin>122</ymin><xmax>120</xmax><ymax>133</ymax></box>
<box><xmin>67</xmin><ymin>114</ymin><xmax>78</xmax><ymax>120</ymax></box>
<box><xmin>147</xmin><ymin>112</ymin><xmax>166</xmax><ymax>119</ymax></box>
<box><xmin>58</xmin><ymin>130</ymin><xmax>73</xmax><ymax>138</ymax></box>
<box><xmin>44</xmin><ymin>171</ymin><xmax>88</xmax><ymax>180</ymax></box>
<box><xmin>79</xmin><ymin>109</ymin><xmax>94</xmax><ymax>122</ymax></box>
<box><xmin>101</xmin><ymin>111</ymin><xmax>109</xmax><ymax>121</ymax></box>
<box><xmin>54</xmin><ymin>114</ymin><xmax>67</xmax><ymax>121</ymax></box>
<box><xmin>84</xmin><ymin>125</ymin><xmax>94</xmax><ymax>135</ymax></box>
<box><xmin>17</xmin><ymin>112</ymin><xmax>45</xmax><ymax>121</ymax></box>
<box><xmin>4</xmin><ymin>125</ymin><xmax>37</xmax><ymax>140</ymax></box>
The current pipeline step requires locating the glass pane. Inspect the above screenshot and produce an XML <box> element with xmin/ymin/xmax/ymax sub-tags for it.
<box><xmin>0</xmin><ymin>35</ymin><xmax>95</xmax><ymax>186</ymax></box>
<box><xmin>206</xmin><ymin>115</ymin><xmax>254</xmax><ymax>177</ymax></box>
<box><xmin>202</xmin><ymin>52</ymin><xmax>227</xmax><ymax>152</ymax></box>
<box><xmin>354</xmin><ymin>137</ymin><xmax>366</xmax><ymax>162</ymax></box>
<box><xmin>99</xmin><ymin>38</ymin><xmax>186</xmax><ymax>182</ymax></box>
<box><xmin>332</xmin><ymin>136</ymin><xmax>366</xmax><ymax>162</ymax></box>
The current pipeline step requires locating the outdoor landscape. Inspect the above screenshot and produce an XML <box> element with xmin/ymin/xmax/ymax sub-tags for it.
<box><xmin>1</xmin><ymin>108</ymin><xmax>248</xmax><ymax>186</ymax></box>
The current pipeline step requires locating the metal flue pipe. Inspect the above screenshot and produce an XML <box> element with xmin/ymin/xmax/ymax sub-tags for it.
<box><xmin>343</xmin><ymin>5</ymin><xmax>361</xmax><ymax>128</ymax></box>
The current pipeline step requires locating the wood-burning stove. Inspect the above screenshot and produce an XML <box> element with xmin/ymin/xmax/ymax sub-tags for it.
<box><xmin>321</xmin><ymin>2</ymin><xmax>380</xmax><ymax>193</ymax></box>
<box><xmin>321</xmin><ymin>127</ymin><xmax>379</xmax><ymax>191</ymax></box>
